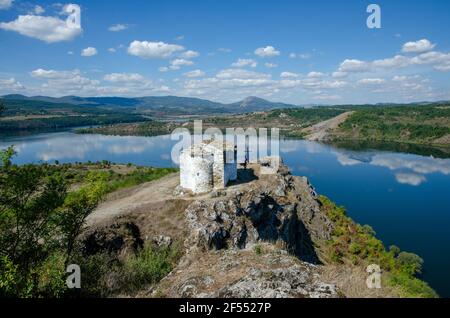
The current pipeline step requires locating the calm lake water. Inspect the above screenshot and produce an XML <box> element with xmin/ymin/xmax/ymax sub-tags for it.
<box><xmin>1</xmin><ymin>131</ymin><xmax>450</xmax><ymax>297</ymax></box>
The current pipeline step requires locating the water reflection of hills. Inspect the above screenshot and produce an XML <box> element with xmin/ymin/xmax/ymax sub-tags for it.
<box><xmin>331</xmin><ymin>140</ymin><xmax>450</xmax><ymax>159</ymax></box>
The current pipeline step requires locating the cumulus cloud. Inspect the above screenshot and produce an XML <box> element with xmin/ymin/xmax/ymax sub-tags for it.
<box><xmin>216</xmin><ymin>69</ymin><xmax>271</xmax><ymax>80</ymax></box>
<box><xmin>231</xmin><ymin>58</ymin><xmax>257</xmax><ymax>68</ymax></box>
<box><xmin>103</xmin><ymin>73</ymin><xmax>145</xmax><ymax>83</ymax></box>
<box><xmin>0</xmin><ymin>4</ymin><xmax>82</xmax><ymax>43</ymax></box>
<box><xmin>336</xmin><ymin>40</ymin><xmax>450</xmax><ymax>75</ymax></box>
<box><xmin>108</xmin><ymin>24</ymin><xmax>129</xmax><ymax>32</ymax></box>
<box><xmin>395</xmin><ymin>173</ymin><xmax>426</xmax><ymax>186</ymax></box>
<box><xmin>307</xmin><ymin>71</ymin><xmax>325</xmax><ymax>78</ymax></box>
<box><xmin>0</xmin><ymin>0</ymin><xmax>13</xmax><ymax>10</ymax></box>
<box><xmin>31</xmin><ymin>5</ymin><xmax>45</xmax><ymax>15</ymax></box>
<box><xmin>81</xmin><ymin>47</ymin><xmax>97</xmax><ymax>57</ymax></box>
<box><xmin>183</xmin><ymin>70</ymin><xmax>205</xmax><ymax>78</ymax></box>
<box><xmin>338</xmin><ymin>59</ymin><xmax>370</xmax><ymax>72</ymax></box>
<box><xmin>402</xmin><ymin>39</ymin><xmax>436</xmax><ymax>53</ymax></box>
<box><xmin>169</xmin><ymin>58</ymin><xmax>194</xmax><ymax>70</ymax></box>
<box><xmin>280</xmin><ymin>72</ymin><xmax>299</xmax><ymax>78</ymax></box>
<box><xmin>289</xmin><ymin>52</ymin><xmax>311</xmax><ymax>59</ymax></box>
<box><xmin>180</xmin><ymin>50</ymin><xmax>199</xmax><ymax>59</ymax></box>
<box><xmin>357</xmin><ymin>78</ymin><xmax>386</xmax><ymax>85</ymax></box>
<box><xmin>0</xmin><ymin>77</ymin><xmax>24</xmax><ymax>91</ymax></box>
<box><xmin>27</xmin><ymin>68</ymin><xmax>172</xmax><ymax>97</ymax></box>
<box><xmin>127</xmin><ymin>40</ymin><xmax>184</xmax><ymax>59</ymax></box>
<box><xmin>31</xmin><ymin>68</ymin><xmax>80</xmax><ymax>79</ymax></box>
<box><xmin>332</xmin><ymin>71</ymin><xmax>348</xmax><ymax>78</ymax></box>
<box><xmin>265</xmin><ymin>62</ymin><xmax>278</xmax><ymax>68</ymax></box>
<box><xmin>255</xmin><ymin>46</ymin><xmax>280</xmax><ymax>58</ymax></box>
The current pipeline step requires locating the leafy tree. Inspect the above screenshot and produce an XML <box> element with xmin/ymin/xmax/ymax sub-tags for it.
<box><xmin>397</xmin><ymin>252</ymin><xmax>424</xmax><ymax>276</ymax></box>
<box><xmin>0</xmin><ymin>147</ymin><xmax>106</xmax><ymax>297</ymax></box>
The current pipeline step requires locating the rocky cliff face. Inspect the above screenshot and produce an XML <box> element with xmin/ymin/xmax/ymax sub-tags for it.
<box><xmin>83</xmin><ymin>162</ymin><xmax>343</xmax><ymax>298</ymax></box>
<box><xmin>150</xmin><ymin>163</ymin><xmax>340</xmax><ymax>298</ymax></box>
<box><xmin>184</xmin><ymin>164</ymin><xmax>333</xmax><ymax>263</ymax></box>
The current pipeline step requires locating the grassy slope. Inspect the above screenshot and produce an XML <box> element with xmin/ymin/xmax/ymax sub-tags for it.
<box><xmin>331</xmin><ymin>105</ymin><xmax>450</xmax><ymax>146</ymax></box>
<box><xmin>42</xmin><ymin>161</ymin><xmax>178</xmax><ymax>194</ymax></box>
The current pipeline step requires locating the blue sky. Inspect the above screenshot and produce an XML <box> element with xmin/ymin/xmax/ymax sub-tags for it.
<box><xmin>0</xmin><ymin>0</ymin><xmax>449</xmax><ymax>104</ymax></box>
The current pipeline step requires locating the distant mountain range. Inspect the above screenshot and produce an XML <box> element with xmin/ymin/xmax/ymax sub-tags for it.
<box><xmin>0</xmin><ymin>94</ymin><xmax>301</xmax><ymax>115</ymax></box>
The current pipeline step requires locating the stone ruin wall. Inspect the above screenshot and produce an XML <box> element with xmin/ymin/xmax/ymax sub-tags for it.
<box><xmin>179</xmin><ymin>152</ymin><xmax>214</xmax><ymax>194</ymax></box>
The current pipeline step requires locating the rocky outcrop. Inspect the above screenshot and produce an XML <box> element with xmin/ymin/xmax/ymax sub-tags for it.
<box><xmin>184</xmin><ymin>163</ymin><xmax>333</xmax><ymax>263</ymax></box>
<box><xmin>82</xmin><ymin>221</ymin><xmax>143</xmax><ymax>259</ymax></box>
<box><xmin>217</xmin><ymin>265</ymin><xmax>337</xmax><ymax>298</ymax></box>
<box><xmin>84</xmin><ymin>161</ymin><xmax>341</xmax><ymax>298</ymax></box>
<box><xmin>149</xmin><ymin>162</ymin><xmax>340</xmax><ymax>298</ymax></box>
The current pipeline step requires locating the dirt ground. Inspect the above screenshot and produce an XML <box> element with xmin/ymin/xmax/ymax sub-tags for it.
<box><xmin>87</xmin><ymin>173</ymin><xmax>181</xmax><ymax>226</ymax></box>
<box><xmin>302</xmin><ymin>111</ymin><xmax>354</xmax><ymax>141</ymax></box>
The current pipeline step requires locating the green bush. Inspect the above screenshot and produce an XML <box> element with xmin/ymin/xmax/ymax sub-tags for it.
<box><xmin>121</xmin><ymin>243</ymin><xmax>181</xmax><ymax>292</ymax></box>
<box><xmin>396</xmin><ymin>252</ymin><xmax>424</xmax><ymax>276</ymax></box>
<box><xmin>253</xmin><ymin>245</ymin><xmax>263</xmax><ymax>256</ymax></box>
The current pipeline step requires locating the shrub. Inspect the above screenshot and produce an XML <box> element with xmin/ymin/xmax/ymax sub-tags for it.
<box><xmin>396</xmin><ymin>252</ymin><xmax>424</xmax><ymax>276</ymax></box>
<box><xmin>120</xmin><ymin>243</ymin><xmax>181</xmax><ymax>292</ymax></box>
<box><xmin>253</xmin><ymin>245</ymin><xmax>263</xmax><ymax>256</ymax></box>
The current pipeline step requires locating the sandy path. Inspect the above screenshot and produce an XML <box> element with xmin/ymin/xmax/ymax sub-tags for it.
<box><xmin>303</xmin><ymin>111</ymin><xmax>354</xmax><ymax>141</ymax></box>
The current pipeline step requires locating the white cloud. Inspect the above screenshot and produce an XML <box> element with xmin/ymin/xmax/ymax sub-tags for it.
<box><xmin>280</xmin><ymin>72</ymin><xmax>299</xmax><ymax>78</ymax></box>
<box><xmin>127</xmin><ymin>40</ymin><xmax>184</xmax><ymax>59</ymax></box>
<box><xmin>332</xmin><ymin>71</ymin><xmax>348</xmax><ymax>78</ymax></box>
<box><xmin>307</xmin><ymin>71</ymin><xmax>325</xmax><ymax>78</ymax></box>
<box><xmin>265</xmin><ymin>62</ymin><xmax>278</xmax><ymax>68</ymax></box>
<box><xmin>255</xmin><ymin>46</ymin><xmax>280</xmax><ymax>58</ymax></box>
<box><xmin>169</xmin><ymin>58</ymin><xmax>194</xmax><ymax>70</ymax></box>
<box><xmin>216</xmin><ymin>69</ymin><xmax>271</xmax><ymax>80</ymax></box>
<box><xmin>183</xmin><ymin>70</ymin><xmax>205</xmax><ymax>78</ymax></box>
<box><xmin>358</xmin><ymin>78</ymin><xmax>386</xmax><ymax>85</ymax></box>
<box><xmin>0</xmin><ymin>4</ymin><xmax>82</xmax><ymax>43</ymax></box>
<box><xmin>108</xmin><ymin>24</ymin><xmax>129</xmax><ymax>32</ymax></box>
<box><xmin>103</xmin><ymin>73</ymin><xmax>145</xmax><ymax>83</ymax></box>
<box><xmin>231</xmin><ymin>58</ymin><xmax>257</xmax><ymax>68</ymax></box>
<box><xmin>0</xmin><ymin>77</ymin><xmax>24</xmax><ymax>91</ymax></box>
<box><xmin>30</xmin><ymin>68</ymin><xmax>80</xmax><ymax>79</ymax></box>
<box><xmin>372</xmin><ymin>55</ymin><xmax>410</xmax><ymax>68</ymax></box>
<box><xmin>395</xmin><ymin>173</ymin><xmax>426</xmax><ymax>186</ymax></box>
<box><xmin>0</xmin><ymin>0</ymin><xmax>13</xmax><ymax>10</ymax></box>
<box><xmin>81</xmin><ymin>47</ymin><xmax>97</xmax><ymax>57</ymax></box>
<box><xmin>181</xmin><ymin>50</ymin><xmax>199</xmax><ymax>59</ymax></box>
<box><xmin>338</xmin><ymin>59</ymin><xmax>370</xmax><ymax>72</ymax></box>
<box><xmin>289</xmin><ymin>52</ymin><xmax>311</xmax><ymax>59</ymax></box>
<box><xmin>402</xmin><ymin>39</ymin><xmax>436</xmax><ymax>53</ymax></box>
<box><xmin>335</xmin><ymin>40</ymin><xmax>450</xmax><ymax>75</ymax></box>
<box><xmin>31</xmin><ymin>5</ymin><xmax>45</xmax><ymax>15</ymax></box>
<box><xmin>312</xmin><ymin>93</ymin><xmax>342</xmax><ymax>101</ymax></box>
